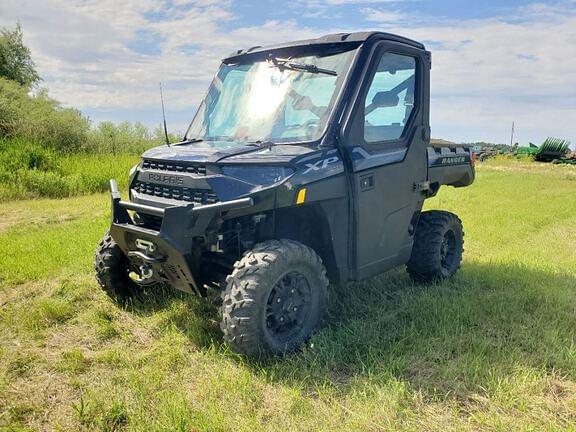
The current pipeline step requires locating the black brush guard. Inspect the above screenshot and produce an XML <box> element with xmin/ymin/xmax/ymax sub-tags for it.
<box><xmin>108</xmin><ymin>179</ymin><xmax>253</xmax><ymax>294</ymax></box>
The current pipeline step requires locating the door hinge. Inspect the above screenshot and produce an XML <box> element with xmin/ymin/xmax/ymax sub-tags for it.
<box><xmin>413</xmin><ymin>181</ymin><xmax>430</xmax><ymax>192</ymax></box>
<box><xmin>421</xmin><ymin>126</ymin><xmax>431</xmax><ymax>142</ymax></box>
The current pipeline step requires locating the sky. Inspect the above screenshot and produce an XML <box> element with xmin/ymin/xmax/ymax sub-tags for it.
<box><xmin>1</xmin><ymin>0</ymin><xmax>575</xmax><ymax>145</ymax></box>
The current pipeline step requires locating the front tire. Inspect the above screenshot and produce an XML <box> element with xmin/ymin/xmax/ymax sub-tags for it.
<box><xmin>220</xmin><ymin>239</ymin><xmax>329</xmax><ymax>356</ymax></box>
<box><xmin>94</xmin><ymin>231</ymin><xmax>141</xmax><ymax>301</ymax></box>
<box><xmin>407</xmin><ymin>211</ymin><xmax>464</xmax><ymax>283</ymax></box>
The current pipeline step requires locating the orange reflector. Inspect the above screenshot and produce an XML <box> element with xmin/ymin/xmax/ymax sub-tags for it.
<box><xmin>296</xmin><ymin>188</ymin><xmax>307</xmax><ymax>204</ymax></box>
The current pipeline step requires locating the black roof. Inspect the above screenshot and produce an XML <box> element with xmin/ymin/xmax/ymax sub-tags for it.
<box><xmin>223</xmin><ymin>31</ymin><xmax>425</xmax><ymax>62</ymax></box>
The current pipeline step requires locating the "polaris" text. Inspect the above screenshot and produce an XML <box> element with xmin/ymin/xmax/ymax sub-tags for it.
<box><xmin>147</xmin><ymin>173</ymin><xmax>184</xmax><ymax>185</ymax></box>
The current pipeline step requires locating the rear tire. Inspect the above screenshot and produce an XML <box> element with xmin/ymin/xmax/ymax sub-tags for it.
<box><xmin>94</xmin><ymin>231</ymin><xmax>140</xmax><ymax>301</ymax></box>
<box><xmin>220</xmin><ymin>239</ymin><xmax>329</xmax><ymax>357</ymax></box>
<box><xmin>407</xmin><ymin>211</ymin><xmax>464</xmax><ymax>283</ymax></box>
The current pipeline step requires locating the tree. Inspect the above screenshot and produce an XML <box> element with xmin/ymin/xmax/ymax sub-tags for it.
<box><xmin>0</xmin><ymin>23</ymin><xmax>41</xmax><ymax>87</ymax></box>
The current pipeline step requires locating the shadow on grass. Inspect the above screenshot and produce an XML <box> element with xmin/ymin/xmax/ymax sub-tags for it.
<box><xmin>256</xmin><ymin>261</ymin><xmax>576</xmax><ymax>397</ymax></box>
<box><xmin>119</xmin><ymin>262</ymin><xmax>576</xmax><ymax>398</ymax></box>
<box><xmin>123</xmin><ymin>285</ymin><xmax>222</xmax><ymax>348</ymax></box>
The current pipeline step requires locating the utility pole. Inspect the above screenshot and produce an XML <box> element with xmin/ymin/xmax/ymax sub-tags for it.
<box><xmin>510</xmin><ymin>121</ymin><xmax>515</xmax><ymax>147</ymax></box>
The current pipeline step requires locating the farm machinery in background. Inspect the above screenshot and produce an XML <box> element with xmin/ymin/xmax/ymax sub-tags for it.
<box><xmin>516</xmin><ymin>138</ymin><xmax>574</xmax><ymax>163</ymax></box>
<box><xmin>473</xmin><ymin>137</ymin><xmax>574</xmax><ymax>164</ymax></box>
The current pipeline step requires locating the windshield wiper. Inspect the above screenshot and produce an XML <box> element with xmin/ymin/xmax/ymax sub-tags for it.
<box><xmin>247</xmin><ymin>140</ymin><xmax>276</xmax><ymax>147</ymax></box>
<box><xmin>268</xmin><ymin>55</ymin><xmax>337</xmax><ymax>76</ymax></box>
<box><xmin>179</xmin><ymin>138</ymin><xmax>204</xmax><ymax>145</ymax></box>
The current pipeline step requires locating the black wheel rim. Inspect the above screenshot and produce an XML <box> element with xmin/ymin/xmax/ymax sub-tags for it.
<box><xmin>265</xmin><ymin>271</ymin><xmax>312</xmax><ymax>344</ymax></box>
<box><xmin>440</xmin><ymin>229</ymin><xmax>457</xmax><ymax>271</ymax></box>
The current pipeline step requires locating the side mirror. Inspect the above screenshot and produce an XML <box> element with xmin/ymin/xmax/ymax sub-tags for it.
<box><xmin>372</xmin><ymin>91</ymin><xmax>399</xmax><ymax>108</ymax></box>
<box><xmin>365</xmin><ymin>91</ymin><xmax>399</xmax><ymax>115</ymax></box>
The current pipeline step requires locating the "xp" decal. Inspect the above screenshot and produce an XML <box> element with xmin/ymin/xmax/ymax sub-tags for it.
<box><xmin>303</xmin><ymin>156</ymin><xmax>340</xmax><ymax>174</ymax></box>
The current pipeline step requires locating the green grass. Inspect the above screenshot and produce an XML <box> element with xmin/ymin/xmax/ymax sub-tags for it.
<box><xmin>0</xmin><ymin>142</ymin><xmax>139</xmax><ymax>201</ymax></box>
<box><xmin>1</xmin><ymin>159</ymin><xmax>576</xmax><ymax>431</ymax></box>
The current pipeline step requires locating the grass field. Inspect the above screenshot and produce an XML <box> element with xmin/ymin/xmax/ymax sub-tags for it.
<box><xmin>0</xmin><ymin>148</ymin><xmax>139</xmax><ymax>201</ymax></box>
<box><xmin>1</xmin><ymin>159</ymin><xmax>576</xmax><ymax>431</ymax></box>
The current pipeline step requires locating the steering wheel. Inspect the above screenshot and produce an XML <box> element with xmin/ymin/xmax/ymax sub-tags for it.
<box><xmin>303</xmin><ymin>119</ymin><xmax>319</xmax><ymax>137</ymax></box>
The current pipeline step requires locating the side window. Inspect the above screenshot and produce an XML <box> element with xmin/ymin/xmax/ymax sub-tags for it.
<box><xmin>364</xmin><ymin>53</ymin><xmax>416</xmax><ymax>143</ymax></box>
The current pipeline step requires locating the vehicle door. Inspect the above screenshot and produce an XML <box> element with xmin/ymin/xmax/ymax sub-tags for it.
<box><xmin>341</xmin><ymin>41</ymin><xmax>430</xmax><ymax>280</ymax></box>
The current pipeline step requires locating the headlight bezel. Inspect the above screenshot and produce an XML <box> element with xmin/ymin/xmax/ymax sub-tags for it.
<box><xmin>220</xmin><ymin>165</ymin><xmax>294</xmax><ymax>187</ymax></box>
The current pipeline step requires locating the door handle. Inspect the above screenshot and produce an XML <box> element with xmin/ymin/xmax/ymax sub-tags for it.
<box><xmin>360</xmin><ymin>174</ymin><xmax>374</xmax><ymax>191</ymax></box>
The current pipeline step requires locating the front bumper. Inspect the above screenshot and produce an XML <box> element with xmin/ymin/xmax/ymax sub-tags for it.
<box><xmin>108</xmin><ymin>179</ymin><xmax>253</xmax><ymax>294</ymax></box>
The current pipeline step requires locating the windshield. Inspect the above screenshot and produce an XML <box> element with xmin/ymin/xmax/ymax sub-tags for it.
<box><xmin>185</xmin><ymin>48</ymin><xmax>357</xmax><ymax>146</ymax></box>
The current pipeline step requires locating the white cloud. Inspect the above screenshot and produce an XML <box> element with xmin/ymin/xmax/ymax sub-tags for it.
<box><xmin>360</xmin><ymin>8</ymin><xmax>408</xmax><ymax>22</ymax></box>
<box><xmin>296</xmin><ymin>0</ymin><xmax>415</xmax><ymax>5</ymax></box>
<box><xmin>0</xmin><ymin>0</ymin><xmax>320</xmax><ymax>114</ymax></box>
<box><xmin>0</xmin><ymin>0</ymin><xmax>574</xmax><ymax>144</ymax></box>
<box><xmin>291</xmin><ymin>0</ymin><xmax>415</xmax><ymax>19</ymax></box>
<box><xmin>356</xmin><ymin>2</ymin><xmax>576</xmax><ymax>143</ymax></box>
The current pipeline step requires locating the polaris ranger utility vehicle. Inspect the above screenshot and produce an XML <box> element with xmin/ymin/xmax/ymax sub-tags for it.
<box><xmin>95</xmin><ymin>31</ymin><xmax>474</xmax><ymax>356</ymax></box>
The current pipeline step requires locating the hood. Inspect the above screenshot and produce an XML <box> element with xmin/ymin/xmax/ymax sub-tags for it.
<box><xmin>142</xmin><ymin>141</ymin><xmax>316</xmax><ymax>164</ymax></box>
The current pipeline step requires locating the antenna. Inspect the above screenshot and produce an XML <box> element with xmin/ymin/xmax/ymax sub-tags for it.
<box><xmin>159</xmin><ymin>82</ymin><xmax>170</xmax><ymax>146</ymax></box>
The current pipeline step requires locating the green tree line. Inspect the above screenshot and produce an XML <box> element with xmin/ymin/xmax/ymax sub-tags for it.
<box><xmin>0</xmin><ymin>23</ymin><xmax>173</xmax><ymax>154</ymax></box>
<box><xmin>0</xmin><ymin>23</ymin><xmax>176</xmax><ymax>200</ymax></box>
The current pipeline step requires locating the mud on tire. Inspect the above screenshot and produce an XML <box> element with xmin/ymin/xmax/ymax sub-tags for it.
<box><xmin>220</xmin><ymin>239</ymin><xmax>329</xmax><ymax>357</ymax></box>
<box><xmin>407</xmin><ymin>210</ymin><xmax>464</xmax><ymax>283</ymax></box>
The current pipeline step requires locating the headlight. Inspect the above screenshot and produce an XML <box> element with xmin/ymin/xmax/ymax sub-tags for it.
<box><xmin>129</xmin><ymin>163</ymin><xmax>139</xmax><ymax>176</ymax></box>
<box><xmin>221</xmin><ymin>165</ymin><xmax>294</xmax><ymax>186</ymax></box>
<box><xmin>128</xmin><ymin>162</ymin><xmax>140</xmax><ymax>183</ymax></box>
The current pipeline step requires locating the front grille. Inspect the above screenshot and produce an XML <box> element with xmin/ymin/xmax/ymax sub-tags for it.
<box><xmin>142</xmin><ymin>159</ymin><xmax>206</xmax><ymax>176</ymax></box>
<box><xmin>133</xmin><ymin>181</ymin><xmax>219</xmax><ymax>205</ymax></box>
